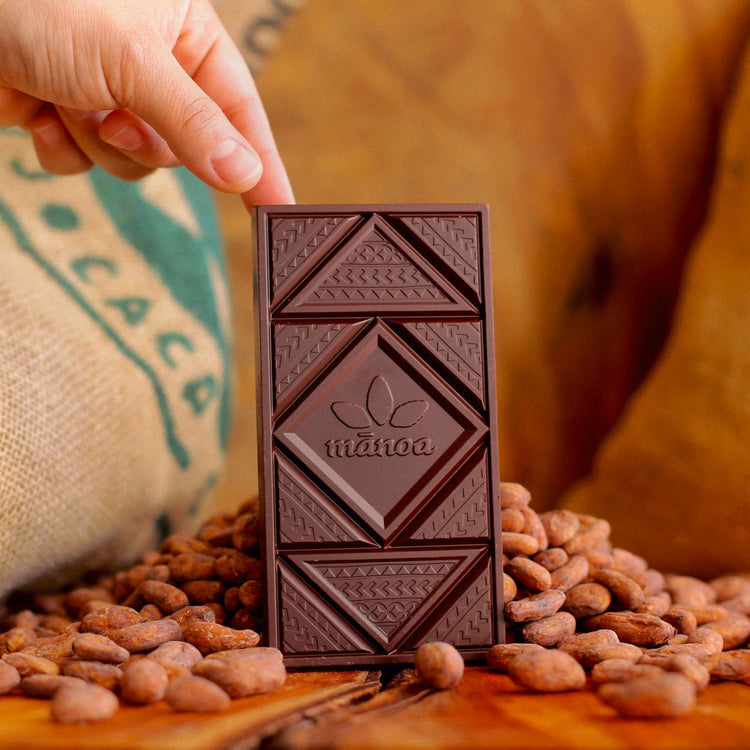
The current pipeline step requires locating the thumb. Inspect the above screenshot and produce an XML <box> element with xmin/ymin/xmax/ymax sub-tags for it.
<box><xmin>118</xmin><ymin>46</ymin><xmax>263</xmax><ymax>192</ymax></box>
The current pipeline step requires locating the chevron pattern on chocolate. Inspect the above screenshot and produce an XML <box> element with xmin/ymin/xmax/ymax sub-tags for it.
<box><xmin>276</xmin><ymin>460</ymin><xmax>371</xmax><ymax>546</ymax></box>
<box><xmin>270</xmin><ymin>215</ymin><xmax>357</xmax><ymax>294</ymax></box>
<box><xmin>273</xmin><ymin>322</ymin><xmax>348</xmax><ymax>401</ymax></box>
<box><xmin>403</xmin><ymin>321</ymin><xmax>484</xmax><ymax>404</ymax></box>
<box><xmin>410</xmin><ymin>563</ymin><xmax>492</xmax><ymax>648</ymax></box>
<box><xmin>315</xmin><ymin>560</ymin><xmax>455</xmax><ymax>636</ymax></box>
<box><xmin>398</xmin><ymin>215</ymin><xmax>480</xmax><ymax>296</ymax></box>
<box><xmin>410</xmin><ymin>452</ymin><xmax>489</xmax><ymax>540</ymax></box>
<box><xmin>311</xmin><ymin>230</ymin><xmax>448</xmax><ymax>303</ymax></box>
<box><xmin>279</xmin><ymin>567</ymin><xmax>373</xmax><ymax>654</ymax></box>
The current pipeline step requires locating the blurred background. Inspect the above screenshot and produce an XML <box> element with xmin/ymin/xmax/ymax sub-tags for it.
<box><xmin>214</xmin><ymin>0</ymin><xmax>534</xmax><ymax>513</ymax></box>
<box><xmin>212</xmin><ymin>0</ymin><xmax>750</xmax><ymax>577</ymax></box>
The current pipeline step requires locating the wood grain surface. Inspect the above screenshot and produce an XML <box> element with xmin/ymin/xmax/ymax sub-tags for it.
<box><xmin>274</xmin><ymin>668</ymin><xmax>750</xmax><ymax>750</ymax></box>
<box><xmin>270</xmin><ymin>669</ymin><xmax>750</xmax><ymax>750</ymax></box>
<box><xmin>3</xmin><ymin>668</ymin><xmax>750</xmax><ymax>749</ymax></box>
<box><xmin>0</xmin><ymin>671</ymin><xmax>377</xmax><ymax>750</ymax></box>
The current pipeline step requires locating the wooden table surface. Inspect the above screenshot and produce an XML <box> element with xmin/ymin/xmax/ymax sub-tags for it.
<box><xmin>0</xmin><ymin>670</ymin><xmax>377</xmax><ymax>750</ymax></box>
<box><xmin>2</xmin><ymin>668</ymin><xmax>750</xmax><ymax>750</ymax></box>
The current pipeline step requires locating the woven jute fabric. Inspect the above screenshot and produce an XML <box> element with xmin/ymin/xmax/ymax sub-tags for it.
<box><xmin>562</xmin><ymin>39</ymin><xmax>750</xmax><ymax>579</ymax></box>
<box><xmin>0</xmin><ymin>0</ymin><xmax>303</xmax><ymax>600</ymax></box>
<box><xmin>213</xmin><ymin>0</ymin><xmax>307</xmax><ymax>75</ymax></box>
<box><xmin>0</xmin><ymin>129</ymin><xmax>231</xmax><ymax>599</ymax></box>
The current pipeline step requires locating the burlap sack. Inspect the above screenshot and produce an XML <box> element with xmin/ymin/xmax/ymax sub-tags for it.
<box><xmin>561</xmin><ymin>37</ymin><xmax>750</xmax><ymax>579</ymax></box>
<box><xmin>0</xmin><ymin>127</ymin><xmax>231</xmax><ymax>598</ymax></box>
<box><xmin>213</xmin><ymin>0</ymin><xmax>307</xmax><ymax>75</ymax></box>
<box><xmin>0</xmin><ymin>1</ymin><xmax>305</xmax><ymax>601</ymax></box>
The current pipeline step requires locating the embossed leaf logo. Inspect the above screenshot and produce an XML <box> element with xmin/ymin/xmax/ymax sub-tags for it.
<box><xmin>331</xmin><ymin>375</ymin><xmax>428</xmax><ymax>429</ymax></box>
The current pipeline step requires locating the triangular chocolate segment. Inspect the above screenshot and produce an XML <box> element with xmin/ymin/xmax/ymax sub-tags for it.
<box><xmin>404</xmin><ymin>558</ymin><xmax>493</xmax><ymax>649</ymax></box>
<box><xmin>278</xmin><ymin>563</ymin><xmax>376</xmax><ymax>655</ymax></box>
<box><xmin>272</xmin><ymin>319</ymin><xmax>370</xmax><ymax>411</ymax></box>
<box><xmin>286</xmin><ymin>547</ymin><xmax>487</xmax><ymax>650</ymax></box>
<box><xmin>395</xmin><ymin>214</ymin><xmax>482</xmax><ymax>304</ymax></box>
<box><xmin>406</xmin><ymin>446</ymin><xmax>490</xmax><ymax>542</ymax></box>
<box><xmin>277</xmin><ymin>216</ymin><xmax>476</xmax><ymax>316</ymax></box>
<box><xmin>269</xmin><ymin>214</ymin><xmax>360</xmax><ymax>304</ymax></box>
<box><xmin>398</xmin><ymin>321</ymin><xmax>486</xmax><ymax>408</ymax></box>
<box><xmin>276</xmin><ymin>454</ymin><xmax>377</xmax><ymax>547</ymax></box>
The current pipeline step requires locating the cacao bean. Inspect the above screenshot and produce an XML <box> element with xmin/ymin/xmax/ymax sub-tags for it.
<box><xmin>182</xmin><ymin>621</ymin><xmax>260</xmax><ymax>655</ymax></box>
<box><xmin>521</xmin><ymin>612</ymin><xmax>576</xmax><ymax>647</ymax></box>
<box><xmin>50</xmin><ymin>682</ymin><xmax>119</xmax><ymax>723</ymax></box>
<box><xmin>120</xmin><ymin>658</ymin><xmax>169</xmax><ymax>704</ymax></box>
<box><xmin>582</xmin><ymin>612</ymin><xmax>675</xmax><ymax>647</ymax></box>
<box><xmin>165</xmin><ymin>675</ymin><xmax>231</xmax><ymax>712</ymax></box>
<box><xmin>505</xmin><ymin>557</ymin><xmax>552</xmax><ymax>592</ymax></box>
<box><xmin>504</xmin><ymin>590</ymin><xmax>566</xmax><ymax>623</ymax></box>
<box><xmin>598</xmin><ymin>673</ymin><xmax>696</xmax><ymax>718</ymax></box>
<box><xmin>487</xmin><ymin>643</ymin><xmax>545</xmax><ymax>672</ymax></box>
<box><xmin>508</xmin><ymin>649</ymin><xmax>586</xmax><ymax>692</ymax></box>
<box><xmin>414</xmin><ymin>642</ymin><xmax>464</xmax><ymax>689</ymax></box>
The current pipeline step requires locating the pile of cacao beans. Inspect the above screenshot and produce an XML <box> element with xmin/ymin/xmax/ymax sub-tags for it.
<box><xmin>493</xmin><ymin>482</ymin><xmax>750</xmax><ymax>717</ymax></box>
<box><xmin>0</xmin><ymin>498</ymin><xmax>285</xmax><ymax>722</ymax></box>
<box><xmin>2</xmin><ymin>486</ymin><xmax>750</xmax><ymax>723</ymax></box>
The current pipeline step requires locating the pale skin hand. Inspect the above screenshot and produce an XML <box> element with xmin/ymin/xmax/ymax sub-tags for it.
<box><xmin>0</xmin><ymin>0</ymin><xmax>294</xmax><ymax>208</ymax></box>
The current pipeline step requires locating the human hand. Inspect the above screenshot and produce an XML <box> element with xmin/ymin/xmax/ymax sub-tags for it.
<box><xmin>0</xmin><ymin>0</ymin><xmax>293</xmax><ymax>207</ymax></box>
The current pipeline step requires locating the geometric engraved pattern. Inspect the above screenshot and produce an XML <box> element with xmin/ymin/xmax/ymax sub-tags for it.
<box><xmin>256</xmin><ymin>205</ymin><xmax>502</xmax><ymax>665</ymax></box>
<box><xmin>274</xmin><ymin>321</ymin><xmax>488</xmax><ymax>542</ymax></box>
<box><xmin>311</xmin><ymin>229</ymin><xmax>446</xmax><ymax>303</ymax></box>
<box><xmin>270</xmin><ymin>214</ymin><xmax>359</xmax><ymax>298</ymax></box>
<box><xmin>397</xmin><ymin>214</ymin><xmax>481</xmax><ymax>300</ymax></box>
<box><xmin>407</xmin><ymin>561</ymin><xmax>492</xmax><ymax>648</ymax></box>
<box><xmin>274</xmin><ymin>323</ymin><xmax>345</xmax><ymax>399</ymax></box>
<box><xmin>316</xmin><ymin>559</ymin><xmax>454</xmax><ymax>637</ymax></box>
<box><xmin>401</xmin><ymin>321</ymin><xmax>485</xmax><ymax>406</ymax></box>
<box><xmin>276</xmin><ymin>457</ymin><xmax>376</xmax><ymax>547</ymax></box>
<box><xmin>276</xmin><ymin>215</ymin><xmax>475</xmax><ymax>316</ymax></box>
<box><xmin>273</xmin><ymin>321</ymin><xmax>367</xmax><ymax>407</ymax></box>
<box><xmin>279</xmin><ymin>564</ymin><xmax>375</xmax><ymax>655</ymax></box>
<box><xmin>286</xmin><ymin>547</ymin><xmax>485</xmax><ymax>651</ymax></box>
<box><xmin>408</xmin><ymin>449</ymin><xmax>489</xmax><ymax>541</ymax></box>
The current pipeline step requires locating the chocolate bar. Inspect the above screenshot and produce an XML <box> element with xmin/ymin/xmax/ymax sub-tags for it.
<box><xmin>253</xmin><ymin>204</ymin><xmax>503</xmax><ymax>666</ymax></box>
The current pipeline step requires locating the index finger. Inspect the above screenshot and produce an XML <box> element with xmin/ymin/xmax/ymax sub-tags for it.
<box><xmin>181</xmin><ymin>22</ymin><xmax>295</xmax><ymax>208</ymax></box>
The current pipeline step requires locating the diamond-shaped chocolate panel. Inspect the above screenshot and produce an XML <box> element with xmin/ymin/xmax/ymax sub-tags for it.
<box><xmin>274</xmin><ymin>321</ymin><xmax>487</xmax><ymax>543</ymax></box>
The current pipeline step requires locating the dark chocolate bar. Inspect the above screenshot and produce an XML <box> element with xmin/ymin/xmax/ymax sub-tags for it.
<box><xmin>253</xmin><ymin>204</ymin><xmax>503</xmax><ymax>666</ymax></box>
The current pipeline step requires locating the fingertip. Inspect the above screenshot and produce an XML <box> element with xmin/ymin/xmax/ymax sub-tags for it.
<box><xmin>0</xmin><ymin>86</ymin><xmax>42</xmax><ymax>128</ymax></box>
<box><xmin>29</xmin><ymin>107</ymin><xmax>93</xmax><ymax>176</ymax></box>
<box><xmin>210</xmin><ymin>138</ymin><xmax>263</xmax><ymax>191</ymax></box>
<box><xmin>240</xmin><ymin>158</ymin><xmax>295</xmax><ymax>211</ymax></box>
<box><xmin>30</xmin><ymin>119</ymin><xmax>66</xmax><ymax>150</ymax></box>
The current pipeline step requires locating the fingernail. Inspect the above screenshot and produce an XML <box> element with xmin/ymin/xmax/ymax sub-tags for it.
<box><xmin>103</xmin><ymin>124</ymin><xmax>143</xmax><ymax>151</ymax></box>
<box><xmin>210</xmin><ymin>139</ymin><xmax>262</xmax><ymax>188</ymax></box>
<box><xmin>63</xmin><ymin>108</ymin><xmax>95</xmax><ymax>121</ymax></box>
<box><xmin>32</xmin><ymin>121</ymin><xmax>63</xmax><ymax>148</ymax></box>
